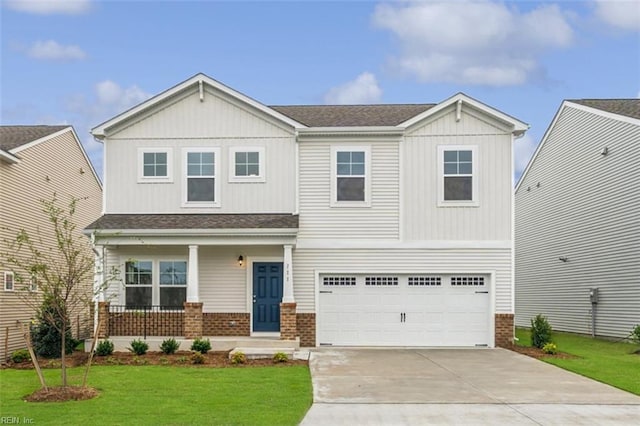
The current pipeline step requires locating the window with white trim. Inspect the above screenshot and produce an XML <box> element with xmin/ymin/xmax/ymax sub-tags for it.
<box><xmin>438</xmin><ymin>145</ymin><xmax>478</xmax><ymax>206</ymax></box>
<box><xmin>138</xmin><ymin>148</ymin><xmax>172</xmax><ymax>183</ymax></box>
<box><xmin>3</xmin><ymin>272</ymin><xmax>14</xmax><ymax>291</ymax></box>
<box><xmin>184</xmin><ymin>148</ymin><xmax>219</xmax><ymax>206</ymax></box>
<box><xmin>125</xmin><ymin>260</ymin><xmax>187</xmax><ymax>308</ymax></box>
<box><xmin>229</xmin><ymin>147</ymin><xmax>265</xmax><ymax>182</ymax></box>
<box><xmin>331</xmin><ymin>146</ymin><xmax>371</xmax><ymax>206</ymax></box>
<box><xmin>30</xmin><ymin>276</ymin><xmax>38</xmax><ymax>292</ymax></box>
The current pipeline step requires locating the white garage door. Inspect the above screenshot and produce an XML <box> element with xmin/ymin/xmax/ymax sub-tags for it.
<box><xmin>318</xmin><ymin>274</ymin><xmax>491</xmax><ymax>347</ymax></box>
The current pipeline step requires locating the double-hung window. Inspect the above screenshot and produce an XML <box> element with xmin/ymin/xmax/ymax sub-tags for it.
<box><xmin>331</xmin><ymin>146</ymin><xmax>370</xmax><ymax>206</ymax></box>
<box><xmin>438</xmin><ymin>145</ymin><xmax>478</xmax><ymax>206</ymax></box>
<box><xmin>184</xmin><ymin>148</ymin><xmax>219</xmax><ymax>206</ymax></box>
<box><xmin>138</xmin><ymin>148</ymin><xmax>172</xmax><ymax>183</ymax></box>
<box><xmin>3</xmin><ymin>272</ymin><xmax>14</xmax><ymax>291</ymax></box>
<box><xmin>124</xmin><ymin>260</ymin><xmax>187</xmax><ymax>309</ymax></box>
<box><xmin>229</xmin><ymin>147</ymin><xmax>265</xmax><ymax>182</ymax></box>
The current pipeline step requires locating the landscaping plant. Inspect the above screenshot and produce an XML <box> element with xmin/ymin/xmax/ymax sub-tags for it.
<box><xmin>160</xmin><ymin>337</ymin><xmax>180</xmax><ymax>354</ymax></box>
<box><xmin>530</xmin><ymin>314</ymin><xmax>553</xmax><ymax>348</ymax></box>
<box><xmin>95</xmin><ymin>340</ymin><xmax>115</xmax><ymax>356</ymax></box>
<box><xmin>11</xmin><ymin>349</ymin><xmax>31</xmax><ymax>363</ymax></box>
<box><xmin>128</xmin><ymin>339</ymin><xmax>149</xmax><ymax>355</ymax></box>
<box><xmin>273</xmin><ymin>352</ymin><xmax>289</xmax><ymax>363</ymax></box>
<box><xmin>231</xmin><ymin>351</ymin><xmax>246</xmax><ymax>365</ymax></box>
<box><xmin>190</xmin><ymin>338</ymin><xmax>211</xmax><ymax>354</ymax></box>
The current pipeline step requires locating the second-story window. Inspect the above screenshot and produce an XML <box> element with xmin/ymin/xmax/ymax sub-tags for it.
<box><xmin>184</xmin><ymin>148</ymin><xmax>219</xmax><ymax>206</ymax></box>
<box><xmin>331</xmin><ymin>146</ymin><xmax>371</xmax><ymax>207</ymax></box>
<box><xmin>229</xmin><ymin>147</ymin><xmax>265</xmax><ymax>183</ymax></box>
<box><xmin>438</xmin><ymin>145</ymin><xmax>478</xmax><ymax>206</ymax></box>
<box><xmin>138</xmin><ymin>148</ymin><xmax>172</xmax><ymax>183</ymax></box>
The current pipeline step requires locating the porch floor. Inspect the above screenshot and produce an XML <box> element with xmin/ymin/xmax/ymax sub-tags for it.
<box><xmin>85</xmin><ymin>336</ymin><xmax>300</xmax><ymax>353</ymax></box>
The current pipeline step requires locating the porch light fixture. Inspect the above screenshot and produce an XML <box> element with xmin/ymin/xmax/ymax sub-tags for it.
<box><xmin>559</xmin><ymin>256</ymin><xmax>568</xmax><ymax>262</ymax></box>
<box><xmin>238</xmin><ymin>255</ymin><xmax>244</xmax><ymax>267</ymax></box>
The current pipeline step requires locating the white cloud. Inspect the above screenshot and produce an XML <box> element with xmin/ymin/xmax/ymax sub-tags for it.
<box><xmin>324</xmin><ymin>72</ymin><xmax>383</xmax><ymax>104</ymax></box>
<box><xmin>4</xmin><ymin>0</ymin><xmax>92</xmax><ymax>14</ymax></box>
<box><xmin>594</xmin><ymin>0</ymin><xmax>640</xmax><ymax>31</ymax></box>
<box><xmin>27</xmin><ymin>40</ymin><xmax>86</xmax><ymax>61</ymax></box>
<box><xmin>372</xmin><ymin>0</ymin><xmax>574</xmax><ymax>86</ymax></box>
<box><xmin>514</xmin><ymin>134</ymin><xmax>539</xmax><ymax>180</ymax></box>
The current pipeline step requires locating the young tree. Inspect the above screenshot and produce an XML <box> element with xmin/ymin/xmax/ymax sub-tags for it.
<box><xmin>2</xmin><ymin>195</ymin><xmax>95</xmax><ymax>387</ymax></box>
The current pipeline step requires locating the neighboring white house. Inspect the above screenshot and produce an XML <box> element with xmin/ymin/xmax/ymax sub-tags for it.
<box><xmin>515</xmin><ymin>99</ymin><xmax>640</xmax><ymax>339</ymax></box>
<box><xmin>87</xmin><ymin>73</ymin><xmax>528</xmax><ymax>348</ymax></box>
<box><xmin>0</xmin><ymin>126</ymin><xmax>102</xmax><ymax>361</ymax></box>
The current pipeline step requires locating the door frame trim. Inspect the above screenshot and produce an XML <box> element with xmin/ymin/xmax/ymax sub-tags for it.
<box><xmin>247</xmin><ymin>256</ymin><xmax>284</xmax><ymax>335</ymax></box>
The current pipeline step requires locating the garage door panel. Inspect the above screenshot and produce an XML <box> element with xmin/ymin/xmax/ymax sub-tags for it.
<box><xmin>319</xmin><ymin>274</ymin><xmax>490</xmax><ymax>347</ymax></box>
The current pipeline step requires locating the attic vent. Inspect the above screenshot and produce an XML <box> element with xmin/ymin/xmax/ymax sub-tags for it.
<box><xmin>323</xmin><ymin>276</ymin><xmax>356</xmax><ymax>286</ymax></box>
<box><xmin>451</xmin><ymin>276</ymin><xmax>485</xmax><ymax>286</ymax></box>
<box><xmin>365</xmin><ymin>276</ymin><xmax>398</xmax><ymax>286</ymax></box>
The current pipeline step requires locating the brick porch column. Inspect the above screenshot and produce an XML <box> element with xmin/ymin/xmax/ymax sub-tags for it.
<box><xmin>184</xmin><ymin>302</ymin><xmax>203</xmax><ymax>338</ymax></box>
<box><xmin>97</xmin><ymin>302</ymin><xmax>110</xmax><ymax>338</ymax></box>
<box><xmin>495</xmin><ymin>313</ymin><xmax>514</xmax><ymax>347</ymax></box>
<box><xmin>280</xmin><ymin>302</ymin><xmax>297</xmax><ymax>341</ymax></box>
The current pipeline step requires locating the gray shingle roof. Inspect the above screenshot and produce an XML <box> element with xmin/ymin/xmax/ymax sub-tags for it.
<box><xmin>86</xmin><ymin>214</ymin><xmax>299</xmax><ymax>231</ymax></box>
<box><xmin>0</xmin><ymin>125</ymin><xmax>69</xmax><ymax>152</ymax></box>
<box><xmin>271</xmin><ymin>104</ymin><xmax>434</xmax><ymax>127</ymax></box>
<box><xmin>569</xmin><ymin>99</ymin><xmax>640</xmax><ymax>121</ymax></box>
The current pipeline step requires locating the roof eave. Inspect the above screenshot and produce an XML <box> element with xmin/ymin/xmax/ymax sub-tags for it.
<box><xmin>0</xmin><ymin>149</ymin><xmax>20</xmax><ymax>164</ymax></box>
<box><xmin>85</xmin><ymin>227</ymin><xmax>299</xmax><ymax>237</ymax></box>
<box><xmin>297</xmin><ymin>126</ymin><xmax>404</xmax><ymax>138</ymax></box>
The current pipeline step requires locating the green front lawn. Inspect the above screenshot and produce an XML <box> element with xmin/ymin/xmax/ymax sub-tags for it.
<box><xmin>516</xmin><ymin>328</ymin><xmax>640</xmax><ymax>395</ymax></box>
<box><xmin>0</xmin><ymin>365</ymin><xmax>312</xmax><ymax>425</ymax></box>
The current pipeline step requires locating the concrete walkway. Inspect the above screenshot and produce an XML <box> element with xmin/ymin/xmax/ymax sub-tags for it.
<box><xmin>301</xmin><ymin>348</ymin><xmax>640</xmax><ymax>425</ymax></box>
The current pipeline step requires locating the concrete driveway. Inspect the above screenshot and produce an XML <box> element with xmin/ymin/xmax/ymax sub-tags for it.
<box><xmin>301</xmin><ymin>348</ymin><xmax>640</xmax><ymax>425</ymax></box>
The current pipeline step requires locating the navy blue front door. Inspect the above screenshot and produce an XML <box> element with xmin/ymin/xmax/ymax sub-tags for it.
<box><xmin>253</xmin><ymin>262</ymin><xmax>283</xmax><ymax>332</ymax></box>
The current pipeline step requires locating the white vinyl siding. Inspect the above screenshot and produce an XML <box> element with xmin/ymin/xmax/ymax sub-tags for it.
<box><xmin>103</xmin><ymin>89</ymin><xmax>296</xmax><ymax>214</ymax></box>
<box><xmin>298</xmin><ymin>139</ymin><xmax>399</xmax><ymax>239</ymax></box>
<box><xmin>403</xmin><ymin>107</ymin><xmax>512</xmax><ymax>241</ymax></box>
<box><xmin>515</xmin><ymin>105</ymin><xmax>640</xmax><ymax>339</ymax></box>
<box><xmin>138</xmin><ymin>148</ymin><xmax>172</xmax><ymax>183</ymax></box>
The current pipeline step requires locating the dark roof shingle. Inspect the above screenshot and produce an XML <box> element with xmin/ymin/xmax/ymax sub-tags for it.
<box><xmin>0</xmin><ymin>125</ymin><xmax>69</xmax><ymax>152</ymax></box>
<box><xmin>271</xmin><ymin>104</ymin><xmax>434</xmax><ymax>127</ymax></box>
<box><xmin>569</xmin><ymin>99</ymin><xmax>640</xmax><ymax>121</ymax></box>
<box><xmin>86</xmin><ymin>214</ymin><xmax>299</xmax><ymax>231</ymax></box>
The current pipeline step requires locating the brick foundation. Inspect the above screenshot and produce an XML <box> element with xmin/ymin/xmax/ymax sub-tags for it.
<box><xmin>296</xmin><ymin>313</ymin><xmax>316</xmax><ymax>347</ymax></box>
<box><xmin>495</xmin><ymin>313</ymin><xmax>514</xmax><ymax>348</ymax></box>
<box><xmin>280</xmin><ymin>303</ymin><xmax>297</xmax><ymax>341</ymax></box>
<box><xmin>97</xmin><ymin>302</ymin><xmax>110</xmax><ymax>338</ymax></box>
<box><xmin>202</xmin><ymin>313</ymin><xmax>250</xmax><ymax>336</ymax></box>
<box><xmin>183</xmin><ymin>302</ymin><xmax>203</xmax><ymax>339</ymax></box>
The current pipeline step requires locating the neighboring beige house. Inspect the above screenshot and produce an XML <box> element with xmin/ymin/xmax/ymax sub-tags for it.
<box><xmin>0</xmin><ymin>125</ymin><xmax>102</xmax><ymax>361</ymax></box>
<box><xmin>88</xmin><ymin>73</ymin><xmax>528</xmax><ymax>349</ymax></box>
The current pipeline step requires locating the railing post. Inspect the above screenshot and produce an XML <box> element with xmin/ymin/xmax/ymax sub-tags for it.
<box><xmin>144</xmin><ymin>306</ymin><xmax>148</xmax><ymax>340</ymax></box>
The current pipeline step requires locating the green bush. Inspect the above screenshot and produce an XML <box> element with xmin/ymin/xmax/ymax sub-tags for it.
<box><xmin>190</xmin><ymin>338</ymin><xmax>211</xmax><ymax>354</ymax></box>
<box><xmin>273</xmin><ymin>352</ymin><xmax>289</xmax><ymax>363</ymax></box>
<box><xmin>630</xmin><ymin>325</ymin><xmax>640</xmax><ymax>344</ymax></box>
<box><xmin>128</xmin><ymin>339</ymin><xmax>149</xmax><ymax>355</ymax></box>
<box><xmin>11</xmin><ymin>349</ymin><xmax>31</xmax><ymax>363</ymax></box>
<box><xmin>231</xmin><ymin>351</ymin><xmax>246</xmax><ymax>365</ymax></box>
<box><xmin>160</xmin><ymin>338</ymin><xmax>180</xmax><ymax>354</ymax></box>
<box><xmin>31</xmin><ymin>298</ymin><xmax>76</xmax><ymax>358</ymax></box>
<box><xmin>95</xmin><ymin>339</ymin><xmax>114</xmax><ymax>356</ymax></box>
<box><xmin>191</xmin><ymin>351</ymin><xmax>205</xmax><ymax>364</ymax></box>
<box><xmin>531</xmin><ymin>314</ymin><xmax>553</xmax><ymax>349</ymax></box>
<box><xmin>541</xmin><ymin>342</ymin><xmax>557</xmax><ymax>354</ymax></box>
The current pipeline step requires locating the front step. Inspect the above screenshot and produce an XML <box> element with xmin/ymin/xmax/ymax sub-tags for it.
<box><xmin>229</xmin><ymin>347</ymin><xmax>310</xmax><ymax>360</ymax></box>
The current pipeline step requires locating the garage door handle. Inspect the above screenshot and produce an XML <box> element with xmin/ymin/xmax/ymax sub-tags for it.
<box><xmin>320</xmin><ymin>290</ymin><xmax>332</xmax><ymax>294</ymax></box>
<box><xmin>475</xmin><ymin>291</ymin><xmax>489</xmax><ymax>294</ymax></box>
<box><xmin>400</xmin><ymin>312</ymin><xmax>406</xmax><ymax>322</ymax></box>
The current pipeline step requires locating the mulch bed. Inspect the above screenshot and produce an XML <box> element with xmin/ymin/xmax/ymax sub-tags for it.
<box><xmin>508</xmin><ymin>344</ymin><xmax>577</xmax><ymax>360</ymax></box>
<box><xmin>26</xmin><ymin>386</ymin><xmax>100</xmax><ymax>402</ymax></box>
<box><xmin>5</xmin><ymin>350</ymin><xmax>308</xmax><ymax>369</ymax></box>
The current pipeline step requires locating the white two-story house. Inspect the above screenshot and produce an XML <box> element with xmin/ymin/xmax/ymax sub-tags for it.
<box><xmin>87</xmin><ymin>73</ymin><xmax>528</xmax><ymax>348</ymax></box>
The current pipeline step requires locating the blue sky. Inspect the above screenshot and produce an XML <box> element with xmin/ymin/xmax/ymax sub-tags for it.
<box><xmin>2</xmin><ymin>0</ymin><xmax>639</xmax><ymax>182</ymax></box>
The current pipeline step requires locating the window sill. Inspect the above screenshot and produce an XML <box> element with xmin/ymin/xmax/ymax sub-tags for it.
<box><xmin>228</xmin><ymin>176</ymin><xmax>266</xmax><ymax>183</ymax></box>
<box><xmin>437</xmin><ymin>201</ymin><xmax>480</xmax><ymax>208</ymax></box>
<box><xmin>181</xmin><ymin>202</ymin><xmax>221</xmax><ymax>208</ymax></box>
<box><xmin>137</xmin><ymin>177</ymin><xmax>173</xmax><ymax>184</ymax></box>
<box><xmin>330</xmin><ymin>201</ymin><xmax>371</xmax><ymax>208</ymax></box>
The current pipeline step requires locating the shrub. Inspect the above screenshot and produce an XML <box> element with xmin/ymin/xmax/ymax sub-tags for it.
<box><xmin>160</xmin><ymin>338</ymin><xmax>181</xmax><ymax>355</ymax></box>
<box><xmin>273</xmin><ymin>352</ymin><xmax>289</xmax><ymax>363</ymax></box>
<box><xmin>190</xmin><ymin>338</ymin><xmax>211</xmax><ymax>354</ymax></box>
<box><xmin>541</xmin><ymin>342</ymin><xmax>557</xmax><ymax>355</ymax></box>
<box><xmin>630</xmin><ymin>325</ymin><xmax>640</xmax><ymax>344</ymax></box>
<box><xmin>106</xmin><ymin>356</ymin><xmax>121</xmax><ymax>365</ymax></box>
<box><xmin>128</xmin><ymin>338</ymin><xmax>149</xmax><ymax>355</ymax></box>
<box><xmin>176</xmin><ymin>356</ymin><xmax>188</xmax><ymax>364</ymax></box>
<box><xmin>231</xmin><ymin>351</ymin><xmax>246</xmax><ymax>365</ymax></box>
<box><xmin>11</xmin><ymin>349</ymin><xmax>31</xmax><ymax>363</ymax></box>
<box><xmin>531</xmin><ymin>314</ymin><xmax>553</xmax><ymax>349</ymax></box>
<box><xmin>191</xmin><ymin>351</ymin><xmax>205</xmax><ymax>364</ymax></box>
<box><xmin>31</xmin><ymin>298</ymin><xmax>76</xmax><ymax>358</ymax></box>
<box><xmin>95</xmin><ymin>339</ymin><xmax>114</xmax><ymax>356</ymax></box>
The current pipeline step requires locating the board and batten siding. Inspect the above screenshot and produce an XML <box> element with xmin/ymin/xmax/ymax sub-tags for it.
<box><xmin>103</xmin><ymin>245</ymin><xmax>282</xmax><ymax>313</ymax></box>
<box><xmin>0</xmin><ymin>130</ymin><xmax>102</xmax><ymax>360</ymax></box>
<box><xmin>515</xmin><ymin>105</ymin><xmax>640</xmax><ymax>339</ymax></box>
<box><xmin>297</xmin><ymin>138</ymin><xmax>400</xmax><ymax>239</ymax></box>
<box><xmin>403</xmin><ymin>107</ymin><xmax>514</xmax><ymax>241</ymax></box>
<box><xmin>103</xmin><ymin>87</ymin><xmax>296</xmax><ymax>214</ymax></box>
<box><xmin>292</xmin><ymin>248</ymin><xmax>512</xmax><ymax>313</ymax></box>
